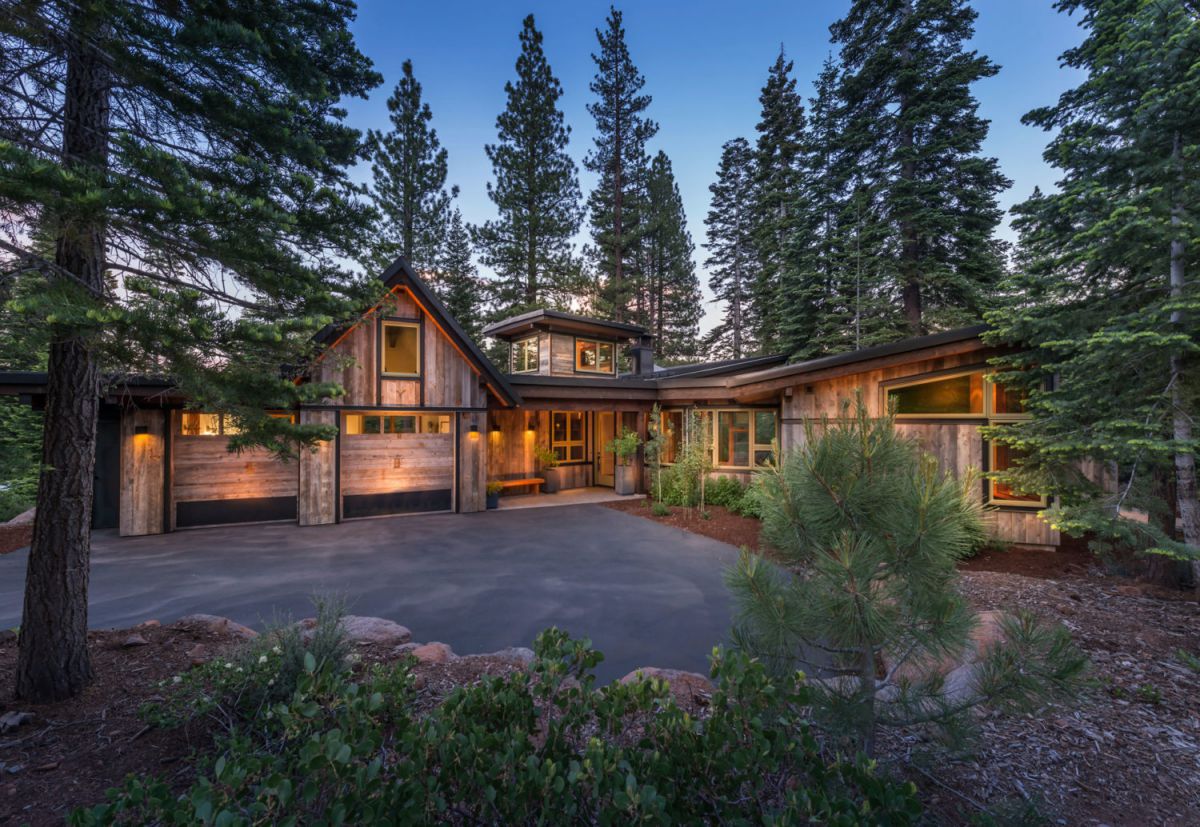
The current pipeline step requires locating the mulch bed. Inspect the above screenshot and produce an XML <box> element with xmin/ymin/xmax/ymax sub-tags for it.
<box><xmin>604</xmin><ymin>498</ymin><xmax>767</xmax><ymax>552</ymax></box>
<box><xmin>0</xmin><ymin>524</ymin><xmax>30</xmax><ymax>556</ymax></box>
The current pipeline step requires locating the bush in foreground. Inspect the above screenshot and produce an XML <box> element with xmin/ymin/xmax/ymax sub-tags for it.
<box><xmin>74</xmin><ymin>630</ymin><xmax>921</xmax><ymax>825</ymax></box>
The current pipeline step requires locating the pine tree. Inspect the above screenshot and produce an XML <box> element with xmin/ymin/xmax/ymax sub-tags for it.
<box><xmin>751</xmin><ymin>48</ymin><xmax>806</xmax><ymax>352</ymax></box>
<box><xmin>585</xmin><ymin>6</ymin><xmax>658</xmax><ymax>323</ymax></box>
<box><xmin>985</xmin><ymin>0</ymin><xmax>1200</xmax><ymax>587</ymax></box>
<box><xmin>641</xmin><ymin>151</ymin><xmax>701</xmax><ymax>362</ymax></box>
<box><xmin>703</xmin><ymin>138</ymin><xmax>759</xmax><ymax>360</ymax></box>
<box><xmin>728</xmin><ymin>397</ymin><xmax>1085</xmax><ymax>757</ymax></box>
<box><xmin>475</xmin><ymin>14</ymin><xmax>583</xmax><ymax>316</ymax></box>
<box><xmin>830</xmin><ymin>0</ymin><xmax>1009</xmax><ymax>335</ymax></box>
<box><xmin>0</xmin><ymin>0</ymin><xmax>380</xmax><ymax>701</ymax></box>
<box><xmin>433</xmin><ymin>209</ymin><xmax>486</xmax><ymax>341</ymax></box>
<box><xmin>363</xmin><ymin>59</ymin><xmax>455</xmax><ymax>276</ymax></box>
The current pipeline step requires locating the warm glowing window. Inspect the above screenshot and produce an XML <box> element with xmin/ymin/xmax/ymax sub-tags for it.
<box><xmin>718</xmin><ymin>411</ymin><xmax>751</xmax><ymax>467</ymax></box>
<box><xmin>988</xmin><ymin>440</ymin><xmax>1044</xmax><ymax>506</ymax></box>
<box><xmin>180</xmin><ymin>412</ymin><xmax>222</xmax><ymax>436</ymax></box>
<box><xmin>551</xmin><ymin>411</ymin><xmax>585</xmax><ymax>462</ymax></box>
<box><xmin>381</xmin><ymin>322</ymin><xmax>420</xmax><ymax>376</ymax></box>
<box><xmin>343</xmin><ymin>412</ymin><xmax>449</xmax><ymax>436</ymax></box>
<box><xmin>990</xmin><ymin>382</ymin><xmax>1028</xmax><ymax>418</ymax></box>
<box><xmin>575</xmin><ymin>338</ymin><xmax>614</xmax><ymax>373</ymax></box>
<box><xmin>660</xmin><ymin>408</ymin><xmax>777</xmax><ymax>469</ymax></box>
<box><xmin>753</xmin><ymin>410</ymin><xmax>777</xmax><ymax>466</ymax></box>
<box><xmin>658</xmin><ymin>409</ymin><xmax>684</xmax><ymax>463</ymax></box>
<box><xmin>512</xmin><ymin>336</ymin><xmax>539</xmax><ymax>373</ymax></box>
<box><xmin>888</xmin><ymin>372</ymin><xmax>984</xmax><ymax>416</ymax></box>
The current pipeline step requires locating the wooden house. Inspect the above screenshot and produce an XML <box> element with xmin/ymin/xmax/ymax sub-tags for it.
<box><xmin>0</xmin><ymin>257</ymin><xmax>1065</xmax><ymax>549</ymax></box>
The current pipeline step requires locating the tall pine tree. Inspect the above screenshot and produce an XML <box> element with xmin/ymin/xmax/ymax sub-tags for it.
<box><xmin>704</xmin><ymin>138</ymin><xmax>759</xmax><ymax>360</ymax></box>
<box><xmin>474</xmin><ymin>14</ymin><xmax>583</xmax><ymax>315</ymax></box>
<box><xmin>985</xmin><ymin>0</ymin><xmax>1199</xmax><ymax>586</ymax></box>
<box><xmin>830</xmin><ymin>0</ymin><xmax>1009</xmax><ymax>335</ymax></box>
<box><xmin>641</xmin><ymin>151</ymin><xmax>701</xmax><ymax>362</ymax></box>
<box><xmin>363</xmin><ymin>59</ymin><xmax>455</xmax><ymax>276</ymax></box>
<box><xmin>0</xmin><ymin>0</ymin><xmax>380</xmax><ymax>700</ymax></box>
<box><xmin>433</xmin><ymin>209</ymin><xmax>486</xmax><ymax>341</ymax></box>
<box><xmin>751</xmin><ymin>48</ymin><xmax>807</xmax><ymax>352</ymax></box>
<box><xmin>585</xmin><ymin>6</ymin><xmax>657</xmax><ymax>323</ymax></box>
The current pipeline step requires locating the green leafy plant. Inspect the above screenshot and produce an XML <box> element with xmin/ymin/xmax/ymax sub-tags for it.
<box><xmin>644</xmin><ymin>403</ymin><xmax>669</xmax><ymax>502</ymax></box>
<box><xmin>651</xmin><ymin>501</ymin><xmax>671</xmax><ymax>517</ymax></box>
<box><xmin>728</xmin><ymin>395</ymin><xmax>1086</xmax><ymax>756</ymax></box>
<box><xmin>605</xmin><ymin>426</ymin><xmax>641</xmax><ymax>466</ymax></box>
<box><xmin>533</xmin><ymin>443</ymin><xmax>559</xmax><ymax>469</ymax></box>
<box><xmin>1177</xmin><ymin>649</ymin><xmax>1200</xmax><ymax>674</ymax></box>
<box><xmin>486</xmin><ymin>480</ymin><xmax>505</xmax><ymax>496</ymax></box>
<box><xmin>76</xmin><ymin>632</ymin><xmax>922</xmax><ymax>825</ymax></box>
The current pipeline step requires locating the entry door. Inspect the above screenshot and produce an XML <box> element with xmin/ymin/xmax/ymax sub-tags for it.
<box><xmin>595</xmin><ymin>411</ymin><xmax>615</xmax><ymax>487</ymax></box>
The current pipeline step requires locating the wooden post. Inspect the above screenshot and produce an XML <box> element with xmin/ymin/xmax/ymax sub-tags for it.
<box><xmin>457</xmin><ymin>411</ymin><xmax>486</xmax><ymax>512</ymax></box>
<box><xmin>119</xmin><ymin>408</ymin><xmax>166</xmax><ymax>536</ymax></box>
<box><xmin>298</xmin><ymin>409</ymin><xmax>337</xmax><ymax>525</ymax></box>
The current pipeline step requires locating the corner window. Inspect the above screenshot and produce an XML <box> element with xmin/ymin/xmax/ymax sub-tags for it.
<box><xmin>658</xmin><ymin>409</ymin><xmax>684</xmax><ymax>464</ymax></box>
<box><xmin>343</xmin><ymin>412</ymin><xmax>450</xmax><ymax>436</ymax></box>
<box><xmin>753</xmin><ymin>410</ymin><xmax>777</xmax><ymax>466</ymax></box>
<box><xmin>575</xmin><ymin>338</ymin><xmax>614</xmax><ymax>374</ymax></box>
<box><xmin>551</xmin><ymin>411</ymin><xmax>585</xmax><ymax>462</ymax></box>
<box><xmin>512</xmin><ymin>336</ymin><xmax>539</xmax><ymax>373</ymax></box>
<box><xmin>381</xmin><ymin>321</ymin><xmax>420</xmax><ymax>377</ymax></box>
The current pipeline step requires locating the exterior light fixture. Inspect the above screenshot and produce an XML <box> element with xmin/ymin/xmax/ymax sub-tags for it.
<box><xmin>134</xmin><ymin>425</ymin><xmax>149</xmax><ymax>435</ymax></box>
<box><xmin>468</xmin><ymin>422</ymin><xmax>480</xmax><ymax>440</ymax></box>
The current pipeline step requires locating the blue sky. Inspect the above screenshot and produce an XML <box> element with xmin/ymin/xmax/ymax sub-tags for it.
<box><xmin>343</xmin><ymin>1</ymin><xmax>1086</xmax><ymax>328</ymax></box>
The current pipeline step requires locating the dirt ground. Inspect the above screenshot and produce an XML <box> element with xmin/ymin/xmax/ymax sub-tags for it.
<box><xmin>605</xmin><ymin>498</ymin><xmax>768</xmax><ymax>552</ymax></box>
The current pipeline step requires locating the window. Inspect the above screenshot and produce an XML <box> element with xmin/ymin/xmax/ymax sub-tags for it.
<box><xmin>753</xmin><ymin>410</ymin><xmax>777</xmax><ymax>466</ymax></box>
<box><xmin>575</xmin><ymin>338</ymin><xmax>614</xmax><ymax>374</ymax></box>
<box><xmin>660</xmin><ymin>408</ymin><xmax>777</xmax><ymax>469</ymax></box>
<box><xmin>887</xmin><ymin>371</ymin><xmax>984</xmax><ymax>416</ymax></box>
<box><xmin>988</xmin><ymin>440</ymin><xmax>1044</xmax><ymax>506</ymax></box>
<box><xmin>180</xmin><ymin>412</ymin><xmax>222</xmax><ymax>436</ymax></box>
<box><xmin>343</xmin><ymin>413</ymin><xmax>450</xmax><ymax>436</ymax></box>
<box><xmin>512</xmin><ymin>336</ymin><xmax>539</xmax><ymax>373</ymax></box>
<box><xmin>658</xmin><ymin>409</ymin><xmax>684</xmax><ymax>464</ymax></box>
<box><xmin>381</xmin><ymin>321</ymin><xmax>420</xmax><ymax>376</ymax></box>
<box><xmin>718</xmin><ymin>411</ymin><xmax>751</xmax><ymax>467</ymax></box>
<box><xmin>990</xmin><ymin>381</ymin><xmax>1028</xmax><ymax>419</ymax></box>
<box><xmin>551</xmin><ymin>411</ymin><xmax>585</xmax><ymax>462</ymax></box>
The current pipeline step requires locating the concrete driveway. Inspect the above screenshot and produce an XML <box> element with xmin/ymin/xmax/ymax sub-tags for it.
<box><xmin>0</xmin><ymin>505</ymin><xmax>739</xmax><ymax>682</ymax></box>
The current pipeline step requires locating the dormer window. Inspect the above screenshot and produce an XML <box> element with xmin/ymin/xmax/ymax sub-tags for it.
<box><xmin>575</xmin><ymin>338</ymin><xmax>614</xmax><ymax>374</ymax></box>
<box><xmin>512</xmin><ymin>335</ymin><xmax>539</xmax><ymax>373</ymax></box>
<box><xmin>381</xmin><ymin>321</ymin><xmax>420</xmax><ymax>377</ymax></box>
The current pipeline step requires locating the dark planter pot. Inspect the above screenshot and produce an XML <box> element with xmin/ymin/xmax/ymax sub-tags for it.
<box><xmin>615</xmin><ymin>464</ymin><xmax>637</xmax><ymax>495</ymax></box>
<box><xmin>486</xmin><ymin>492</ymin><xmax>500</xmax><ymax>509</ymax></box>
<box><xmin>541</xmin><ymin>467</ymin><xmax>562</xmax><ymax>494</ymax></box>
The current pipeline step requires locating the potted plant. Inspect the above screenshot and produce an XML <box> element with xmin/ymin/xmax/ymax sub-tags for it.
<box><xmin>606</xmin><ymin>427</ymin><xmax>642</xmax><ymax>495</ymax></box>
<box><xmin>486</xmin><ymin>480</ymin><xmax>504</xmax><ymax>510</ymax></box>
<box><xmin>534</xmin><ymin>445</ymin><xmax>562</xmax><ymax>493</ymax></box>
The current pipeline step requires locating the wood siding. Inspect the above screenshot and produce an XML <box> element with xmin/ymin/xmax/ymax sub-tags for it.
<box><xmin>550</xmin><ymin>333</ymin><xmax>574</xmax><ymax>376</ymax></box>
<box><xmin>458</xmin><ymin>411</ymin><xmax>486</xmax><ymax>512</ymax></box>
<box><xmin>298</xmin><ymin>409</ymin><xmax>337</xmax><ymax>526</ymax></box>
<box><xmin>119</xmin><ymin>408</ymin><xmax>165</xmax><ymax>536</ymax></box>
<box><xmin>339</xmin><ymin>433</ymin><xmax>453</xmax><ymax>497</ymax></box>
<box><xmin>172</xmin><ymin>438</ymin><xmax>297</xmax><ymax>505</ymax></box>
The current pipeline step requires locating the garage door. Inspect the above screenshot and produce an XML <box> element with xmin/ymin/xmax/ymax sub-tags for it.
<box><xmin>340</xmin><ymin>411</ymin><xmax>455</xmax><ymax>518</ymax></box>
<box><xmin>172</xmin><ymin>412</ymin><xmax>299</xmax><ymax>528</ymax></box>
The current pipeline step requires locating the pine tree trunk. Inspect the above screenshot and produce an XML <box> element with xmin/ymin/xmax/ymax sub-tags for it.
<box><xmin>1168</xmin><ymin>133</ymin><xmax>1199</xmax><ymax>587</ymax></box>
<box><xmin>16</xmin><ymin>4</ymin><xmax>109</xmax><ymax>702</ymax></box>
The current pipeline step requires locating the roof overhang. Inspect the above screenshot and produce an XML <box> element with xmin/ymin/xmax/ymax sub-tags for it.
<box><xmin>482</xmin><ymin>309</ymin><xmax>650</xmax><ymax>342</ymax></box>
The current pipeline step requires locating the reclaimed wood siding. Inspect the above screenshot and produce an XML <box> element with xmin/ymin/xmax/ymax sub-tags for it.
<box><xmin>172</xmin><ymin>439</ymin><xmax>297</xmax><ymax>504</ymax></box>
<box><xmin>550</xmin><ymin>333</ymin><xmax>574</xmax><ymax>376</ymax></box>
<box><xmin>424</xmin><ymin>316</ymin><xmax>485</xmax><ymax>408</ymax></box>
<box><xmin>120</xmin><ymin>408</ymin><xmax>165</xmax><ymax>536</ymax></box>
<box><xmin>340</xmin><ymin>434</ymin><xmax>453</xmax><ymax>497</ymax></box>
<box><xmin>458</xmin><ymin>411</ymin><xmax>486</xmax><ymax>512</ymax></box>
<box><xmin>298</xmin><ymin>410</ymin><xmax>337</xmax><ymax>525</ymax></box>
<box><xmin>487</xmin><ymin>409</ymin><xmax>538</xmax><ymax>481</ymax></box>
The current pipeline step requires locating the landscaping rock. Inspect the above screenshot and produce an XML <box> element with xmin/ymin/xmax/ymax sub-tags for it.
<box><xmin>299</xmin><ymin>615</ymin><xmax>412</xmax><ymax>647</ymax></box>
<box><xmin>485</xmin><ymin>646</ymin><xmax>535</xmax><ymax>667</ymax></box>
<box><xmin>186</xmin><ymin>643</ymin><xmax>210</xmax><ymax>667</ymax></box>
<box><xmin>121</xmin><ymin>633</ymin><xmax>149</xmax><ymax>648</ymax></box>
<box><xmin>619</xmin><ymin>667</ymin><xmax>713</xmax><ymax>704</ymax></box>
<box><xmin>410</xmin><ymin>642</ymin><xmax>456</xmax><ymax>664</ymax></box>
<box><xmin>176</xmin><ymin>614</ymin><xmax>258</xmax><ymax>640</ymax></box>
<box><xmin>4</xmin><ymin>507</ymin><xmax>34</xmax><ymax>526</ymax></box>
<box><xmin>0</xmin><ymin>711</ymin><xmax>33</xmax><ymax>735</ymax></box>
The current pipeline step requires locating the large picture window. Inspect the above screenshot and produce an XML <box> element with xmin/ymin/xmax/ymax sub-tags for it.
<box><xmin>381</xmin><ymin>321</ymin><xmax>420</xmax><ymax>377</ymax></box>
<box><xmin>887</xmin><ymin>372</ymin><xmax>984</xmax><ymax>416</ymax></box>
<box><xmin>551</xmin><ymin>411</ymin><xmax>585</xmax><ymax>462</ymax></box>
<box><xmin>657</xmin><ymin>409</ymin><xmax>684</xmax><ymax>464</ymax></box>
<box><xmin>512</xmin><ymin>336</ymin><xmax>539</xmax><ymax>373</ymax></box>
<box><xmin>575</xmin><ymin>338</ymin><xmax>614</xmax><ymax>374</ymax></box>
<box><xmin>660</xmin><ymin>407</ymin><xmax>777</xmax><ymax>470</ymax></box>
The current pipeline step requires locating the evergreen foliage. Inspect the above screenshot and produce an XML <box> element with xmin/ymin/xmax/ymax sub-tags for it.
<box><xmin>640</xmin><ymin>151</ymin><xmax>702</xmax><ymax>361</ymax></box>
<box><xmin>703</xmin><ymin>138</ymin><xmax>759</xmax><ymax>359</ymax></box>
<box><xmin>984</xmin><ymin>0</ymin><xmax>1200</xmax><ymax>584</ymax></box>
<box><xmin>585</xmin><ymin>6</ymin><xmax>658</xmax><ymax>323</ymax></box>
<box><xmin>0</xmin><ymin>0</ymin><xmax>381</xmax><ymax>701</ymax></box>
<box><xmin>432</xmin><ymin>209</ymin><xmax>487</xmax><ymax>341</ymax></box>
<box><xmin>827</xmin><ymin>0</ymin><xmax>1009</xmax><ymax>335</ymax></box>
<box><xmin>362</xmin><ymin>59</ymin><xmax>455</xmax><ymax>277</ymax></box>
<box><xmin>474</xmin><ymin>15</ymin><xmax>583</xmax><ymax>316</ymax></box>
<box><xmin>728</xmin><ymin>398</ymin><xmax>1085</xmax><ymax>756</ymax></box>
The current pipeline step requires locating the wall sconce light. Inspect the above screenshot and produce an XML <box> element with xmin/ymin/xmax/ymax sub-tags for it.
<box><xmin>527</xmin><ymin>419</ymin><xmax>537</xmax><ymax>432</ymax></box>
<box><xmin>134</xmin><ymin>425</ymin><xmax>149</xmax><ymax>435</ymax></box>
<box><xmin>468</xmin><ymin>423</ymin><xmax>480</xmax><ymax>440</ymax></box>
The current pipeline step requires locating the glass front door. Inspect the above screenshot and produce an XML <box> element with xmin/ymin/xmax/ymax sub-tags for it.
<box><xmin>594</xmin><ymin>411</ymin><xmax>615</xmax><ymax>487</ymax></box>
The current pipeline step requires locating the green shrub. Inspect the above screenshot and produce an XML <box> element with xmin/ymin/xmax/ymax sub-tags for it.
<box><xmin>651</xmin><ymin>501</ymin><xmax>671</xmax><ymax>517</ymax></box>
<box><xmin>78</xmin><ymin>631</ymin><xmax>922</xmax><ymax>825</ymax></box>
<box><xmin>704</xmin><ymin>475</ymin><xmax>746</xmax><ymax>508</ymax></box>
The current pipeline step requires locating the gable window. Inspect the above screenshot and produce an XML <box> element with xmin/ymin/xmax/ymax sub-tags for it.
<box><xmin>575</xmin><ymin>338</ymin><xmax>614</xmax><ymax>374</ymax></box>
<box><xmin>551</xmin><ymin>411</ymin><xmax>585</xmax><ymax>462</ymax></box>
<box><xmin>381</xmin><ymin>321</ymin><xmax>420</xmax><ymax>377</ymax></box>
<box><xmin>512</xmin><ymin>336</ymin><xmax>539</xmax><ymax>373</ymax></box>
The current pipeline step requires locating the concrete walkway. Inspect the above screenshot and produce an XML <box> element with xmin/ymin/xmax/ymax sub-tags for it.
<box><xmin>0</xmin><ymin>505</ymin><xmax>738</xmax><ymax>682</ymax></box>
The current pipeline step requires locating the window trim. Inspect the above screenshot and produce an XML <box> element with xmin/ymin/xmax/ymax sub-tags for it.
<box><xmin>658</xmin><ymin>406</ymin><xmax>779</xmax><ymax>470</ymax></box>
<box><xmin>380</xmin><ymin>320</ymin><xmax>422</xmax><ymax>378</ymax></box>
<box><xmin>550</xmin><ymin>410</ymin><xmax>587</xmax><ymax>464</ymax></box>
<box><xmin>985</xmin><ymin>436</ymin><xmax>1047</xmax><ymax>508</ymax></box>
<box><xmin>882</xmin><ymin>367</ymin><xmax>989</xmax><ymax>420</ymax></box>
<box><xmin>511</xmin><ymin>334</ymin><xmax>541</xmax><ymax>374</ymax></box>
<box><xmin>573</xmin><ymin>337</ymin><xmax>616</xmax><ymax>375</ymax></box>
<box><xmin>341</xmin><ymin>411</ymin><xmax>452</xmax><ymax>437</ymax></box>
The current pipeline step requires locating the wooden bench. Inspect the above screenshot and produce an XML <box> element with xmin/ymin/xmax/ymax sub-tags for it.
<box><xmin>495</xmin><ymin>477</ymin><xmax>545</xmax><ymax>493</ymax></box>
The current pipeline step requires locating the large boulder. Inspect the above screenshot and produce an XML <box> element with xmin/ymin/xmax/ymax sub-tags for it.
<box><xmin>408</xmin><ymin>642</ymin><xmax>456</xmax><ymax>664</ymax></box>
<box><xmin>300</xmin><ymin>615</ymin><xmax>412</xmax><ymax>647</ymax></box>
<box><xmin>619</xmin><ymin>667</ymin><xmax>713</xmax><ymax>705</ymax></box>
<box><xmin>176</xmin><ymin>614</ymin><xmax>258</xmax><ymax>640</ymax></box>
